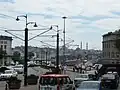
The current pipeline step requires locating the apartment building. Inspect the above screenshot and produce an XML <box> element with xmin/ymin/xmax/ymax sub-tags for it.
<box><xmin>0</xmin><ymin>36</ymin><xmax>12</xmax><ymax>65</ymax></box>
<box><xmin>102</xmin><ymin>30</ymin><xmax>120</xmax><ymax>64</ymax></box>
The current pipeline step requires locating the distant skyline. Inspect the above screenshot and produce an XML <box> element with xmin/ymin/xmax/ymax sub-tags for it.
<box><xmin>1</xmin><ymin>0</ymin><xmax>120</xmax><ymax>50</ymax></box>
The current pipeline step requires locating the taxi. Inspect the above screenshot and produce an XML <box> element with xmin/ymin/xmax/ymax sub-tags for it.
<box><xmin>38</xmin><ymin>74</ymin><xmax>75</xmax><ymax>90</ymax></box>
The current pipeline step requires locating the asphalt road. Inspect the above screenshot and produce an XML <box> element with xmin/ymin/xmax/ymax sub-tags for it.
<box><xmin>0</xmin><ymin>66</ymin><xmax>120</xmax><ymax>90</ymax></box>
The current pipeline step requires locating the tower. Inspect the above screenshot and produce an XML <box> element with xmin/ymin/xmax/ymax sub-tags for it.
<box><xmin>80</xmin><ymin>41</ymin><xmax>82</xmax><ymax>50</ymax></box>
<box><xmin>86</xmin><ymin>42</ymin><xmax>88</xmax><ymax>50</ymax></box>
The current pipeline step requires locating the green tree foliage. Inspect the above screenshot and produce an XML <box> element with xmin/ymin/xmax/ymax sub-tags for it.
<box><xmin>12</xmin><ymin>51</ymin><xmax>21</xmax><ymax>63</ymax></box>
<box><xmin>0</xmin><ymin>48</ymin><xmax>6</xmax><ymax>59</ymax></box>
<box><xmin>28</xmin><ymin>52</ymin><xmax>34</xmax><ymax>59</ymax></box>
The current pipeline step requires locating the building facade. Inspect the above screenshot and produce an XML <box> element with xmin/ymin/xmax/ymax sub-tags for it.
<box><xmin>0</xmin><ymin>36</ymin><xmax>12</xmax><ymax>66</ymax></box>
<box><xmin>102</xmin><ymin>30</ymin><xmax>120</xmax><ymax>64</ymax></box>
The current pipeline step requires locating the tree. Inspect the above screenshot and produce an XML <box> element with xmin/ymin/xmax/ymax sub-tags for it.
<box><xmin>0</xmin><ymin>48</ymin><xmax>6</xmax><ymax>59</ymax></box>
<box><xmin>12</xmin><ymin>51</ymin><xmax>21</xmax><ymax>63</ymax></box>
<box><xmin>0</xmin><ymin>48</ymin><xmax>7</xmax><ymax>63</ymax></box>
<box><xmin>28</xmin><ymin>52</ymin><xmax>34</xmax><ymax>59</ymax></box>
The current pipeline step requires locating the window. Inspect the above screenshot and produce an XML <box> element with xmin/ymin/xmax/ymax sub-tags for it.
<box><xmin>111</xmin><ymin>52</ymin><xmax>115</xmax><ymax>58</ymax></box>
<box><xmin>116</xmin><ymin>52</ymin><xmax>119</xmax><ymax>58</ymax></box>
<box><xmin>104</xmin><ymin>52</ymin><xmax>106</xmax><ymax>57</ymax></box>
<box><xmin>4</xmin><ymin>41</ymin><xmax>7</xmax><ymax>44</ymax></box>
<box><xmin>109</xmin><ymin>52</ymin><xmax>110</xmax><ymax>58</ymax></box>
<box><xmin>103</xmin><ymin>43</ymin><xmax>104</xmax><ymax>48</ymax></box>
<box><xmin>109</xmin><ymin>43</ymin><xmax>110</xmax><ymax>48</ymax></box>
<box><xmin>4</xmin><ymin>45</ymin><xmax>7</xmax><ymax>49</ymax></box>
<box><xmin>1</xmin><ymin>41</ymin><xmax>3</xmax><ymax>44</ymax></box>
<box><xmin>1</xmin><ymin>45</ymin><xmax>3</xmax><ymax>49</ymax></box>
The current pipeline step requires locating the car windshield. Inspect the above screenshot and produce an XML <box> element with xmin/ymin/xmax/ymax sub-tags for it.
<box><xmin>78</xmin><ymin>82</ymin><xmax>99</xmax><ymax>89</ymax></box>
<box><xmin>5</xmin><ymin>71</ymin><xmax>12</xmax><ymax>74</ymax></box>
<box><xmin>39</xmin><ymin>77</ymin><xmax>71</xmax><ymax>85</ymax></box>
<box><xmin>76</xmin><ymin>75</ymin><xmax>88</xmax><ymax>78</ymax></box>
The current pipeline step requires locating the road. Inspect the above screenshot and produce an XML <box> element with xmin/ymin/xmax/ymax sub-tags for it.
<box><xmin>0</xmin><ymin>66</ymin><xmax>120</xmax><ymax>90</ymax></box>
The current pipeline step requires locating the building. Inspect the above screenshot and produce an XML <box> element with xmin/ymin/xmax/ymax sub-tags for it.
<box><xmin>102</xmin><ymin>30</ymin><xmax>120</xmax><ymax>64</ymax></box>
<box><xmin>0</xmin><ymin>36</ymin><xmax>12</xmax><ymax>66</ymax></box>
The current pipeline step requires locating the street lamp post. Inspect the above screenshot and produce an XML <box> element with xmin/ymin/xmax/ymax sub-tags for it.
<box><xmin>51</xmin><ymin>25</ymin><xmax>59</xmax><ymax>73</ymax></box>
<box><xmin>56</xmin><ymin>26</ymin><xmax>59</xmax><ymax>72</ymax></box>
<box><xmin>16</xmin><ymin>14</ymin><xmax>37</xmax><ymax>86</ymax></box>
<box><xmin>62</xmin><ymin>16</ymin><xmax>67</xmax><ymax>66</ymax></box>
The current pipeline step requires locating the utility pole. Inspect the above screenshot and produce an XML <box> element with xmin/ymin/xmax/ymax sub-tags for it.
<box><xmin>62</xmin><ymin>16</ymin><xmax>67</xmax><ymax>66</ymax></box>
<box><xmin>16</xmin><ymin>14</ymin><xmax>37</xmax><ymax>86</ymax></box>
<box><xmin>50</xmin><ymin>25</ymin><xmax>59</xmax><ymax>73</ymax></box>
<box><xmin>46</xmin><ymin>50</ymin><xmax>47</xmax><ymax>66</ymax></box>
<box><xmin>24</xmin><ymin>27</ymin><xmax>28</xmax><ymax>86</ymax></box>
<box><xmin>56</xmin><ymin>26</ymin><xmax>59</xmax><ymax>73</ymax></box>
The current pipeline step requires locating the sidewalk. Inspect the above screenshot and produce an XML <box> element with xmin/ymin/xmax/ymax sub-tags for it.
<box><xmin>0</xmin><ymin>84</ymin><xmax>38</xmax><ymax>90</ymax></box>
<box><xmin>20</xmin><ymin>85</ymin><xmax>38</xmax><ymax>90</ymax></box>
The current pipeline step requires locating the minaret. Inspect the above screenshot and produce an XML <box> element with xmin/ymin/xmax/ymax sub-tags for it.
<box><xmin>86</xmin><ymin>42</ymin><xmax>88</xmax><ymax>50</ymax></box>
<box><xmin>80</xmin><ymin>41</ymin><xmax>82</xmax><ymax>50</ymax></box>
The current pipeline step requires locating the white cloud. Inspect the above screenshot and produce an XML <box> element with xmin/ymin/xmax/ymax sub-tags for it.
<box><xmin>1</xmin><ymin>0</ymin><xmax>120</xmax><ymax>49</ymax></box>
<box><xmin>91</xmin><ymin>18</ymin><xmax>120</xmax><ymax>31</ymax></box>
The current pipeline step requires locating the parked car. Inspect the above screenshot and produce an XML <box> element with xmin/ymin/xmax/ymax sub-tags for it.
<box><xmin>74</xmin><ymin>74</ymin><xmax>89</xmax><ymax>87</ymax></box>
<box><xmin>0</xmin><ymin>70</ymin><xmax>18</xmax><ymax>80</ymax></box>
<box><xmin>107</xmin><ymin>71</ymin><xmax>119</xmax><ymax>82</ymax></box>
<box><xmin>0</xmin><ymin>66</ymin><xmax>11</xmax><ymax>73</ymax></box>
<box><xmin>76</xmin><ymin>81</ymin><xmax>102</xmax><ymax>90</ymax></box>
<box><xmin>27</xmin><ymin>61</ymin><xmax>36</xmax><ymax>66</ymax></box>
<box><xmin>101</xmin><ymin>73</ymin><xmax>119</xmax><ymax>89</ymax></box>
<box><xmin>38</xmin><ymin>74</ymin><xmax>75</xmax><ymax>90</ymax></box>
<box><xmin>13</xmin><ymin>64</ymin><xmax>24</xmax><ymax>74</ymax></box>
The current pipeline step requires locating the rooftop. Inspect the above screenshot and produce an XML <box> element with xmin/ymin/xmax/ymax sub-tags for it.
<box><xmin>0</xmin><ymin>35</ymin><xmax>12</xmax><ymax>40</ymax></box>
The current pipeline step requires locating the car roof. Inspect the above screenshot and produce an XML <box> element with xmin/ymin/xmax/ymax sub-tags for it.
<box><xmin>5</xmin><ymin>70</ymin><xmax>14</xmax><ymax>71</ymax></box>
<box><xmin>15</xmin><ymin>64</ymin><xmax>23</xmax><ymax>66</ymax></box>
<box><xmin>75</xmin><ymin>74</ymin><xmax>89</xmax><ymax>77</ymax></box>
<box><xmin>82</xmin><ymin>81</ymin><xmax>101</xmax><ymax>83</ymax></box>
<box><xmin>40</xmin><ymin>74</ymin><xmax>69</xmax><ymax>78</ymax></box>
<box><xmin>77</xmin><ymin>74</ymin><xmax>89</xmax><ymax>75</ymax></box>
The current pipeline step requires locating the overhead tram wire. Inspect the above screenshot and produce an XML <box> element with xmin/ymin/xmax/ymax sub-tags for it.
<box><xmin>0</xmin><ymin>13</ymin><xmax>16</xmax><ymax>20</ymax></box>
<box><xmin>1</xmin><ymin>28</ymin><xmax>50</xmax><ymax>31</ymax></box>
<box><xmin>29</xmin><ymin>33</ymin><xmax>57</xmax><ymax>37</ymax></box>
<box><xmin>29</xmin><ymin>38</ymin><xmax>55</xmax><ymax>48</ymax></box>
<box><xmin>5</xmin><ymin>30</ymin><xmax>24</xmax><ymax>41</ymax></box>
<box><xmin>28</xmin><ymin>28</ymin><xmax>53</xmax><ymax>41</ymax></box>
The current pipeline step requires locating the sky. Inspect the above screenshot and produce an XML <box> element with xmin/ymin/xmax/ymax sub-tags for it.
<box><xmin>1</xmin><ymin>0</ymin><xmax>120</xmax><ymax>50</ymax></box>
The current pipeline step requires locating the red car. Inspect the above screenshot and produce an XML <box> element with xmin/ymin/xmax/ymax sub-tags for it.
<box><xmin>38</xmin><ymin>74</ymin><xmax>75</xmax><ymax>90</ymax></box>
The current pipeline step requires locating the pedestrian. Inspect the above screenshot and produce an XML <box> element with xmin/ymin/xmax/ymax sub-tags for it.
<box><xmin>63</xmin><ymin>66</ymin><xmax>67</xmax><ymax>74</ymax></box>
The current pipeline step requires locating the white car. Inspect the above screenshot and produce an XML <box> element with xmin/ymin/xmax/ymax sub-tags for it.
<box><xmin>13</xmin><ymin>64</ymin><xmax>24</xmax><ymax>74</ymax></box>
<box><xmin>27</xmin><ymin>61</ymin><xmax>36</xmax><ymax>66</ymax></box>
<box><xmin>77</xmin><ymin>81</ymin><xmax>102</xmax><ymax>90</ymax></box>
<box><xmin>0</xmin><ymin>70</ymin><xmax>18</xmax><ymax>80</ymax></box>
<box><xmin>74</xmin><ymin>74</ymin><xmax>89</xmax><ymax>87</ymax></box>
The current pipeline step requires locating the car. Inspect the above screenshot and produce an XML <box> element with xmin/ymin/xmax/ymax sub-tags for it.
<box><xmin>101</xmin><ymin>73</ymin><xmax>119</xmax><ymax>89</ymax></box>
<box><xmin>74</xmin><ymin>74</ymin><xmax>89</xmax><ymax>87</ymax></box>
<box><xmin>38</xmin><ymin>74</ymin><xmax>75</xmax><ymax>90</ymax></box>
<box><xmin>0</xmin><ymin>70</ymin><xmax>18</xmax><ymax>80</ymax></box>
<box><xmin>87</xmin><ymin>70</ymin><xmax>98</xmax><ymax>80</ymax></box>
<box><xmin>13</xmin><ymin>64</ymin><xmax>24</xmax><ymax>74</ymax></box>
<box><xmin>0</xmin><ymin>66</ymin><xmax>11</xmax><ymax>73</ymax></box>
<box><xmin>27</xmin><ymin>61</ymin><xmax>36</xmax><ymax>67</ymax></box>
<box><xmin>76</xmin><ymin>81</ymin><xmax>102</xmax><ymax>90</ymax></box>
